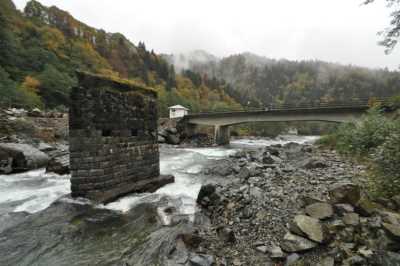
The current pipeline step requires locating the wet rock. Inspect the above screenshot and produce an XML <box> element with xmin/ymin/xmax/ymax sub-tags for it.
<box><xmin>269</xmin><ymin>245</ymin><xmax>286</xmax><ymax>259</ymax></box>
<box><xmin>197</xmin><ymin>184</ymin><xmax>219</xmax><ymax>207</ymax></box>
<box><xmin>343</xmin><ymin>213</ymin><xmax>360</xmax><ymax>226</ymax></box>
<box><xmin>0</xmin><ymin>143</ymin><xmax>49</xmax><ymax>174</ymax></box>
<box><xmin>0</xmin><ymin>156</ymin><xmax>12</xmax><ymax>174</ymax></box>
<box><xmin>265</xmin><ymin>146</ymin><xmax>280</xmax><ymax>157</ymax></box>
<box><xmin>302</xmin><ymin>158</ymin><xmax>328</xmax><ymax>169</ymax></box>
<box><xmin>317</xmin><ymin>256</ymin><xmax>334</xmax><ymax>266</ymax></box>
<box><xmin>334</xmin><ymin>204</ymin><xmax>355</xmax><ymax>215</ymax></box>
<box><xmin>329</xmin><ymin>183</ymin><xmax>361</xmax><ymax>205</ymax></box>
<box><xmin>46</xmin><ymin>154</ymin><xmax>69</xmax><ymax>175</ymax></box>
<box><xmin>166</xmin><ymin>134</ymin><xmax>180</xmax><ymax>145</ymax></box>
<box><xmin>0</xmin><ymin>198</ymin><xmax>196</xmax><ymax>266</ymax></box>
<box><xmin>189</xmin><ymin>254</ymin><xmax>215</xmax><ymax>266</ymax></box>
<box><xmin>237</xmin><ymin>167</ymin><xmax>250</xmax><ymax>180</ymax></box>
<box><xmin>216</xmin><ymin>227</ymin><xmax>236</xmax><ymax>244</ymax></box>
<box><xmin>382</xmin><ymin>222</ymin><xmax>400</xmax><ymax>240</ymax></box>
<box><xmin>158</xmin><ymin>135</ymin><xmax>166</xmax><ymax>143</ymax></box>
<box><xmin>28</xmin><ymin>108</ymin><xmax>43</xmax><ymax>117</ymax></box>
<box><xmin>290</xmin><ymin>215</ymin><xmax>327</xmax><ymax>243</ymax></box>
<box><xmin>262</xmin><ymin>154</ymin><xmax>281</xmax><ymax>165</ymax></box>
<box><xmin>380</xmin><ymin>211</ymin><xmax>400</xmax><ymax>225</ymax></box>
<box><xmin>355</xmin><ymin>197</ymin><xmax>378</xmax><ymax>217</ymax></box>
<box><xmin>305</xmin><ymin>202</ymin><xmax>334</xmax><ymax>220</ymax></box>
<box><xmin>178</xmin><ymin>233</ymin><xmax>204</xmax><ymax>249</ymax></box>
<box><xmin>230</xmin><ymin>150</ymin><xmax>247</xmax><ymax>159</ymax></box>
<box><xmin>285</xmin><ymin>253</ymin><xmax>300</xmax><ymax>265</ymax></box>
<box><xmin>299</xmin><ymin>195</ymin><xmax>324</xmax><ymax>207</ymax></box>
<box><xmin>391</xmin><ymin>195</ymin><xmax>400</xmax><ymax>210</ymax></box>
<box><xmin>371</xmin><ymin>251</ymin><xmax>400</xmax><ymax>266</ymax></box>
<box><xmin>280</xmin><ymin>232</ymin><xmax>318</xmax><ymax>252</ymax></box>
<box><xmin>166</xmin><ymin>127</ymin><xmax>178</xmax><ymax>134</ymax></box>
<box><xmin>358</xmin><ymin>247</ymin><xmax>373</xmax><ymax>258</ymax></box>
<box><xmin>208</xmin><ymin>160</ymin><xmax>234</xmax><ymax>177</ymax></box>
<box><xmin>249</xmin><ymin>186</ymin><xmax>264</xmax><ymax>200</ymax></box>
<box><xmin>255</xmin><ymin>245</ymin><xmax>268</xmax><ymax>254</ymax></box>
<box><xmin>0</xmin><ymin>212</ymin><xmax>30</xmax><ymax>233</ymax></box>
<box><xmin>344</xmin><ymin>255</ymin><xmax>365</xmax><ymax>265</ymax></box>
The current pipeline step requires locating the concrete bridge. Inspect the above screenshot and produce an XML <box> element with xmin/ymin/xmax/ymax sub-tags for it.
<box><xmin>180</xmin><ymin>99</ymin><xmax>389</xmax><ymax>145</ymax></box>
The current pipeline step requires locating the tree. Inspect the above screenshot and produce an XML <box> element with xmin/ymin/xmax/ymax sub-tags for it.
<box><xmin>365</xmin><ymin>0</ymin><xmax>400</xmax><ymax>53</ymax></box>
<box><xmin>37</xmin><ymin>64</ymin><xmax>76</xmax><ymax>107</ymax></box>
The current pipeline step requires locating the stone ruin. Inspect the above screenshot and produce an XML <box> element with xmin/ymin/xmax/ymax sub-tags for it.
<box><xmin>69</xmin><ymin>72</ymin><xmax>174</xmax><ymax>203</ymax></box>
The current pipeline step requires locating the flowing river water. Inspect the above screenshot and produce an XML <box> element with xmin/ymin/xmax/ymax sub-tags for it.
<box><xmin>0</xmin><ymin>136</ymin><xmax>321</xmax><ymax>266</ymax></box>
<box><xmin>0</xmin><ymin>136</ymin><xmax>318</xmax><ymax>218</ymax></box>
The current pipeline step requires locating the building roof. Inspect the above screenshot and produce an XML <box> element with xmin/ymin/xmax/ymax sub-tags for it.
<box><xmin>168</xmin><ymin>105</ymin><xmax>189</xmax><ymax>110</ymax></box>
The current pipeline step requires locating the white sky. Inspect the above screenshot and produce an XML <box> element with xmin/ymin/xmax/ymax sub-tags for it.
<box><xmin>13</xmin><ymin>0</ymin><xmax>400</xmax><ymax>70</ymax></box>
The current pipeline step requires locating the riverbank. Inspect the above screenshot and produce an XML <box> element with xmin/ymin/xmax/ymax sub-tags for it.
<box><xmin>1</xmin><ymin>137</ymin><xmax>400</xmax><ymax>265</ymax></box>
<box><xmin>194</xmin><ymin>141</ymin><xmax>400</xmax><ymax>265</ymax></box>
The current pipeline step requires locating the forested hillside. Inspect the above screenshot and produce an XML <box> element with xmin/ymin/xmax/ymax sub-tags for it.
<box><xmin>166</xmin><ymin>51</ymin><xmax>400</xmax><ymax>108</ymax></box>
<box><xmin>0</xmin><ymin>0</ymin><xmax>241</xmax><ymax>116</ymax></box>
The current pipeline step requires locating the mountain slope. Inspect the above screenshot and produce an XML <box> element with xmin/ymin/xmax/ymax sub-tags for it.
<box><xmin>0</xmin><ymin>0</ymin><xmax>241</xmax><ymax>115</ymax></box>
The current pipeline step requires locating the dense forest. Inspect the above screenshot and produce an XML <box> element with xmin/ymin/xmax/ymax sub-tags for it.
<box><xmin>0</xmin><ymin>0</ymin><xmax>241</xmax><ymax>116</ymax></box>
<box><xmin>166</xmin><ymin>51</ymin><xmax>400</xmax><ymax>109</ymax></box>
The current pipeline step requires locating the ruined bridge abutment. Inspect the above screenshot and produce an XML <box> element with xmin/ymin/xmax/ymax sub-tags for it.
<box><xmin>69</xmin><ymin>72</ymin><xmax>173</xmax><ymax>203</ymax></box>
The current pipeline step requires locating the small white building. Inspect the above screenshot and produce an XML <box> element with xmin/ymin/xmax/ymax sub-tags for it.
<box><xmin>169</xmin><ymin>105</ymin><xmax>189</xmax><ymax>119</ymax></box>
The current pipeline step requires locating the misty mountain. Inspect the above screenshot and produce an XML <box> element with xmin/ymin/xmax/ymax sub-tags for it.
<box><xmin>167</xmin><ymin>51</ymin><xmax>400</xmax><ymax>108</ymax></box>
<box><xmin>162</xmin><ymin>50</ymin><xmax>219</xmax><ymax>73</ymax></box>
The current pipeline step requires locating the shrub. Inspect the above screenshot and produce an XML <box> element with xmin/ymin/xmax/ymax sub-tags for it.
<box><xmin>369</xmin><ymin>122</ymin><xmax>400</xmax><ymax>197</ymax></box>
<box><xmin>321</xmin><ymin>108</ymin><xmax>394</xmax><ymax>156</ymax></box>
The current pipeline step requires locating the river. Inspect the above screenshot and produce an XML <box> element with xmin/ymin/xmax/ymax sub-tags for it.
<box><xmin>0</xmin><ymin>136</ymin><xmax>322</xmax><ymax>266</ymax></box>
<box><xmin>0</xmin><ymin>136</ymin><xmax>318</xmax><ymax>218</ymax></box>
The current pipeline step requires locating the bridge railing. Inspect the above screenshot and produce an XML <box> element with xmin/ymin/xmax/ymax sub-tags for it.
<box><xmin>187</xmin><ymin>97</ymin><xmax>392</xmax><ymax>116</ymax></box>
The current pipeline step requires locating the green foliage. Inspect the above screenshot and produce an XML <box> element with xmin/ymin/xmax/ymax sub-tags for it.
<box><xmin>369</xmin><ymin>122</ymin><xmax>400</xmax><ymax>197</ymax></box>
<box><xmin>320</xmin><ymin>105</ymin><xmax>400</xmax><ymax>197</ymax></box>
<box><xmin>37</xmin><ymin>64</ymin><xmax>76</xmax><ymax>107</ymax></box>
<box><xmin>322</xmin><ymin>109</ymin><xmax>394</xmax><ymax>155</ymax></box>
<box><xmin>0</xmin><ymin>66</ymin><xmax>43</xmax><ymax>108</ymax></box>
<box><xmin>389</xmin><ymin>95</ymin><xmax>400</xmax><ymax>110</ymax></box>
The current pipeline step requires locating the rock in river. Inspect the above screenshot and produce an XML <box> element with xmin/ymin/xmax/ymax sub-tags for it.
<box><xmin>0</xmin><ymin>143</ymin><xmax>49</xmax><ymax>174</ymax></box>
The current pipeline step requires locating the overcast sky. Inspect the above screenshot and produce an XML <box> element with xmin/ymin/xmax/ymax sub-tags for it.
<box><xmin>14</xmin><ymin>0</ymin><xmax>400</xmax><ymax>70</ymax></box>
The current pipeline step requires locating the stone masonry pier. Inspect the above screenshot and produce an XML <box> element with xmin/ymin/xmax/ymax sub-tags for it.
<box><xmin>69</xmin><ymin>72</ymin><xmax>173</xmax><ymax>203</ymax></box>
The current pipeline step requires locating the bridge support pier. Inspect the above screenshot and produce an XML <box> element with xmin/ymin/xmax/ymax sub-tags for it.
<box><xmin>215</xmin><ymin>125</ymin><xmax>230</xmax><ymax>145</ymax></box>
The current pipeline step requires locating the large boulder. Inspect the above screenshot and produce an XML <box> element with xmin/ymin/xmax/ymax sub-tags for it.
<box><xmin>302</xmin><ymin>158</ymin><xmax>328</xmax><ymax>169</ymax></box>
<box><xmin>289</xmin><ymin>215</ymin><xmax>328</xmax><ymax>243</ymax></box>
<box><xmin>158</xmin><ymin>135</ymin><xmax>166</xmax><ymax>143</ymax></box>
<box><xmin>197</xmin><ymin>184</ymin><xmax>220</xmax><ymax>208</ymax></box>
<box><xmin>0</xmin><ymin>143</ymin><xmax>49</xmax><ymax>174</ymax></box>
<box><xmin>46</xmin><ymin>154</ymin><xmax>69</xmax><ymax>175</ymax></box>
<box><xmin>207</xmin><ymin>160</ymin><xmax>234</xmax><ymax>177</ymax></box>
<box><xmin>329</xmin><ymin>183</ymin><xmax>361</xmax><ymax>205</ymax></box>
<box><xmin>305</xmin><ymin>203</ymin><xmax>334</xmax><ymax>220</ymax></box>
<box><xmin>165</xmin><ymin>134</ymin><xmax>180</xmax><ymax>145</ymax></box>
<box><xmin>280</xmin><ymin>232</ymin><xmax>318</xmax><ymax>252</ymax></box>
<box><xmin>382</xmin><ymin>223</ymin><xmax>400</xmax><ymax>241</ymax></box>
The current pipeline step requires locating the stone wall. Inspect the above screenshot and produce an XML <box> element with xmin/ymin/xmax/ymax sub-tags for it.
<box><xmin>69</xmin><ymin>72</ymin><xmax>172</xmax><ymax>203</ymax></box>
